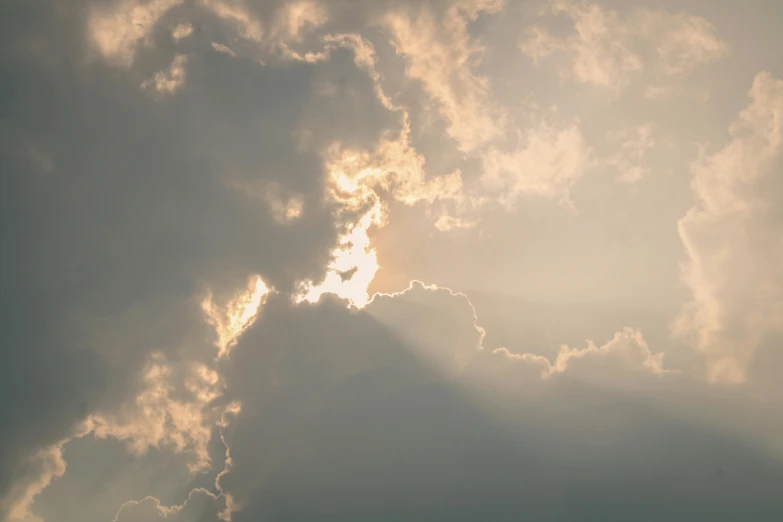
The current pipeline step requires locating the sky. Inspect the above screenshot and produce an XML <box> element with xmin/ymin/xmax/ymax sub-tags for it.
<box><xmin>2</xmin><ymin>0</ymin><xmax>783</xmax><ymax>521</ymax></box>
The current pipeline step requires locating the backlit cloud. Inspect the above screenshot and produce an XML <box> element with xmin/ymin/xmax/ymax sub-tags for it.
<box><xmin>4</xmin><ymin>1</ymin><xmax>783</xmax><ymax>521</ymax></box>
<box><xmin>89</xmin><ymin>0</ymin><xmax>183</xmax><ymax>67</ymax></box>
<box><xmin>385</xmin><ymin>0</ymin><xmax>506</xmax><ymax>152</ymax></box>
<box><xmin>675</xmin><ymin>71</ymin><xmax>783</xmax><ymax>383</ymax></box>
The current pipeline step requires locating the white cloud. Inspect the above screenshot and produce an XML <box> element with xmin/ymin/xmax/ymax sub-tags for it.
<box><xmin>385</xmin><ymin>0</ymin><xmax>506</xmax><ymax>152</ymax></box>
<box><xmin>520</xmin><ymin>0</ymin><xmax>728</xmax><ymax>91</ymax></box>
<box><xmin>481</xmin><ymin>116</ymin><xmax>590</xmax><ymax>209</ymax></box>
<box><xmin>211</xmin><ymin>42</ymin><xmax>237</xmax><ymax>57</ymax></box>
<box><xmin>141</xmin><ymin>54</ymin><xmax>188</xmax><ymax>98</ymax></box>
<box><xmin>171</xmin><ymin>22</ymin><xmax>193</xmax><ymax>41</ymax></box>
<box><xmin>675</xmin><ymin>71</ymin><xmax>783</xmax><ymax>383</ymax></box>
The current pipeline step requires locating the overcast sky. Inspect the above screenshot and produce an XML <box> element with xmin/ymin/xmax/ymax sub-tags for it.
<box><xmin>2</xmin><ymin>0</ymin><xmax>783</xmax><ymax>521</ymax></box>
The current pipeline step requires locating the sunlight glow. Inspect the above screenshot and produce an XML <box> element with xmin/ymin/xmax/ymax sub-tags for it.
<box><xmin>297</xmin><ymin>203</ymin><xmax>383</xmax><ymax>308</ymax></box>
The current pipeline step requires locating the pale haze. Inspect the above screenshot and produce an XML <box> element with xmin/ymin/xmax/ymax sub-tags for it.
<box><xmin>2</xmin><ymin>1</ymin><xmax>783</xmax><ymax>521</ymax></box>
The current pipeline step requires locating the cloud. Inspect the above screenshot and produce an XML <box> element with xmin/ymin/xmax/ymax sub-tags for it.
<box><xmin>1</xmin><ymin>444</ymin><xmax>67</xmax><ymax>522</ymax></box>
<box><xmin>200</xmin><ymin>0</ymin><xmax>330</xmax><ymax>63</ymax></box>
<box><xmin>605</xmin><ymin>123</ymin><xmax>656</xmax><ymax>183</ymax></box>
<box><xmin>171</xmin><ymin>22</ymin><xmax>193</xmax><ymax>42</ymax></box>
<box><xmin>0</xmin><ymin>1</ymin><xmax>358</xmax><ymax>516</ymax></box>
<box><xmin>81</xmin><ymin>354</ymin><xmax>228</xmax><ymax>474</ymax></box>
<box><xmin>6</xmin><ymin>2</ymin><xmax>783</xmax><ymax>522</ymax></box>
<box><xmin>675</xmin><ymin>71</ymin><xmax>783</xmax><ymax>383</ymax></box>
<box><xmin>296</xmin><ymin>113</ymin><xmax>471</xmax><ymax>306</ymax></box>
<box><xmin>142</xmin><ymin>54</ymin><xmax>188</xmax><ymax>98</ymax></box>
<box><xmin>89</xmin><ymin>0</ymin><xmax>183</xmax><ymax>67</ymax></box>
<box><xmin>205</xmin><ymin>286</ymin><xmax>783</xmax><ymax>521</ymax></box>
<box><xmin>211</xmin><ymin>42</ymin><xmax>237</xmax><ymax>57</ymax></box>
<box><xmin>366</xmin><ymin>280</ymin><xmax>486</xmax><ymax>376</ymax></box>
<box><xmin>520</xmin><ymin>0</ymin><xmax>728</xmax><ymax>91</ymax></box>
<box><xmin>112</xmin><ymin>489</ymin><xmax>226</xmax><ymax>522</ymax></box>
<box><xmin>385</xmin><ymin>0</ymin><xmax>506</xmax><ymax>152</ymax></box>
<box><xmin>493</xmin><ymin>326</ymin><xmax>673</xmax><ymax>382</ymax></box>
<box><xmin>201</xmin><ymin>0</ymin><xmax>263</xmax><ymax>43</ymax></box>
<box><xmin>201</xmin><ymin>275</ymin><xmax>271</xmax><ymax>358</ymax></box>
<box><xmin>269</xmin><ymin>0</ymin><xmax>329</xmax><ymax>43</ymax></box>
<box><xmin>6</xmin><ymin>351</ymin><xmax>234</xmax><ymax>521</ymax></box>
<box><xmin>481</xmin><ymin>116</ymin><xmax>590</xmax><ymax>209</ymax></box>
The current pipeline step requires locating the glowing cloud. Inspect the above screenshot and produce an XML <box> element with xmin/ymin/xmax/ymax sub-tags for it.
<box><xmin>3</xmin><ymin>444</ymin><xmax>67</xmax><ymax>522</ymax></box>
<box><xmin>141</xmin><ymin>54</ymin><xmax>188</xmax><ymax>98</ymax></box>
<box><xmin>385</xmin><ymin>0</ymin><xmax>506</xmax><ymax>152</ymax></box>
<box><xmin>171</xmin><ymin>22</ymin><xmax>193</xmax><ymax>41</ymax></box>
<box><xmin>201</xmin><ymin>0</ymin><xmax>263</xmax><ymax>43</ymax></box>
<box><xmin>82</xmin><ymin>354</ymin><xmax>222</xmax><ymax>473</ymax></box>
<box><xmin>111</xmin><ymin>488</ymin><xmax>227</xmax><ymax>522</ymax></box>
<box><xmin>89</xmin><ymin>0</ymin><xmax>183</xmax><ymax>67</ymax></box>
<box><xmin>201</xmin><ymin>275</ymin><xmax>271</xmax><ymax>358</ymax></box>
<box><xmin>494</xmin><ymin>327</ymin><xmax>674</xmax><ymax>380</ymax></box>
<box><xmin>675</xmin><ymin>71</ymin><xmax>783</xmax><ymax>383</ymax></box>
<box><xmin>296</xmin><ymin>112</ymin><xmax>475</xmax><ymax>307</ymax></box>
<box><xmin>298</xmin><ymin>204</ymin><xmax>383</xmax><ymax>309</ymax></box>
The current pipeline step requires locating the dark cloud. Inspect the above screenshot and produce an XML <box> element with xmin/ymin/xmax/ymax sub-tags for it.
<box><xmin>0</xmin><ymin>0</ymin><xmax>395</xmax><ymax>514</ymax></box>
<box><xmin>211</xmin><ymin>290</ymin><xmax>783</xmax><ymax>522</ymax></box>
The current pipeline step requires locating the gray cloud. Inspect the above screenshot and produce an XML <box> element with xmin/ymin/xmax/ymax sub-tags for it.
<box><xmin>3</xmin><ymin>1</ymin><xmax>783</xmax><ymax>521</ymax></box>
<box><xmin>207</xmin><ymin>287</ymin><xmax>783</xmax><ymax>521</ymax></box>
<box><xmin>0</xmin><ymin>0</ymin><xmax>392</xmax><ymax>516</ymax></box>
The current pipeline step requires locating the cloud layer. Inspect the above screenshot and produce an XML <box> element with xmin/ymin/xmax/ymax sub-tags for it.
<box><xmin>2</xmin><ymin>0</ymin><xmax>783</xmax><ymax>521</ymax></box>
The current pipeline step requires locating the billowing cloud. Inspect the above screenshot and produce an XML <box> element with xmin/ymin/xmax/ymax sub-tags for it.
<box><xmin>1</xmin><ymin>444</ymin><xmax>67</xmax><ymax>522</ymax></box>
<box><xmin>675</xmin><ymin>71</ymin><xmax>783</xmax><ymax>383</ymax></box>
